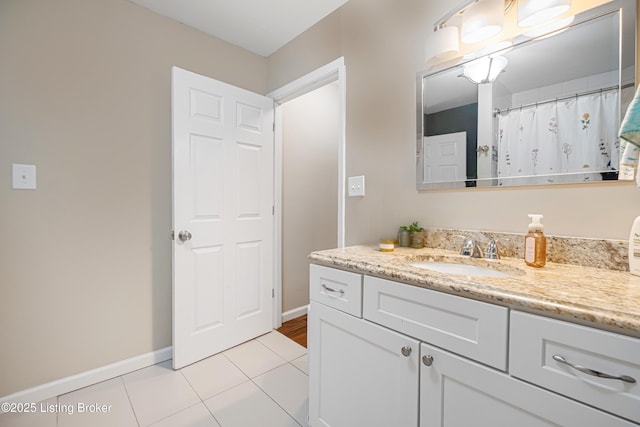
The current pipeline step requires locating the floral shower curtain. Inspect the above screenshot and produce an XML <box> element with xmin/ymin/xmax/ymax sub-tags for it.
<box><xmin>496</xmin><ymin>90</ymin><xmax>619</xmax><ymax>184</ymax></box>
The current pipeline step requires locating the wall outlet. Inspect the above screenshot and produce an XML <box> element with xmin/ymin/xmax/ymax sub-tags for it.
<box><xmin>12</xmin><ymin>164</ymin><xmax>37</xmax><ymax>190</ymax></box>
<box><xmin>348</xmin><ymin>175</ymin><xmax>365</xmax><ymax>197</ymax></box>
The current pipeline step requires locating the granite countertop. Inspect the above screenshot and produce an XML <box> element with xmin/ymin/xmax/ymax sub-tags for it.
<box><xmin>309</xmin><ymin>245</ymin><xmax>640</xmax><ymax>338</ymax></box>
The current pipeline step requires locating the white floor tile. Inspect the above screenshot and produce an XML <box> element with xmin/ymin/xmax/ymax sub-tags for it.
<box><xmin>148</xmin><ymin>402</ymin><xmax>220</xmax><ymax>427</ymax></box>
<box><xmin>2</xmin><ymin>335</ymin><xmax>308</xmax><ymax>427</ymax></box>
<box><xmin>254</xmin><ymin>363</ymin><xmax>309</xmax><ymax>426</ymax></box>
<box><xmin>257</xmin><ymin>331</ymin><xmax>307</xmax><ymax>362</ymax></box>
<box><xmin>58</xmin><ymin>377</ymin><xmax>137</xmax><ymax>427</ymax></box>
<box><xmin>291</xmin><ymin>354</ymin><xmax>309</xmax><ymax>375</ymax></box>
<box><xmin>181</xmin><ymin>353</ymin><xmax>249</xmax><ymax>400</ymax></box>
<box><xmin>223</xmin><ymin>340</ymin><xmax>287</xmax><ymax>378</ymax></box>
<box><xmin>122</xmin><ymin>360</ymin><xmax>200</xmax><ymax>426</ymax></box>
<box><xmin>0</xmin><ymin>398</ymin><xmax>57</xmax><ymax>427</ymax></box>
<box><xmin>204</xmin><ymin>381</ymin><xmax>298</xmax><ymax>427</ymax></box>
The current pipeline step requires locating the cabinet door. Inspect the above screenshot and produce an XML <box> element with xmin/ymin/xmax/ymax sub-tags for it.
<box><xmin>420</xmin><ymin>343</ymin><xmax>637</xmax><ymax>427</ymax></box>
<box><xmin>309</xmin><ymin>302</ymin><xmax>419</xmax><ymax>427</ymax></box>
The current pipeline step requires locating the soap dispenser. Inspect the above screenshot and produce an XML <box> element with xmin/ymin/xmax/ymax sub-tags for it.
<box><xmin>524</xmin><ymin>214</ymin><xmax>546</xmax><ymax>268</ymax></box>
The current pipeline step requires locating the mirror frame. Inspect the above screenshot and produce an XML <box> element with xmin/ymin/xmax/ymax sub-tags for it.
<box><xmin>416</xmin><ymin>0</ymin><xmax>636</xmax><ymax>190</ymax></box>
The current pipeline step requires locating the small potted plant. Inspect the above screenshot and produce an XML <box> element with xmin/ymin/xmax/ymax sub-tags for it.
<box><xmin>398</xmin><ymin>222</ymin><xmax>424</xmax><ymax>248</ymax></box>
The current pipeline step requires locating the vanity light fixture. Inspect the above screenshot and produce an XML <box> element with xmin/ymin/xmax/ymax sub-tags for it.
<box><xmin>425</xmin><ymin>25</ymin><xmax>460</xmax><ymax>65</ymax></box>
<box><xmin>426</xmin><ymin>0</ymin><xmax>572</xmax><ymax>65</ymax></box>
<box><xmin>461</xmin><ymin>0</ymin><xmax>504</xmax><ymax>44</ymax></box>
<box><xmin>462</xmin><ymin>55</ymin><xmax>508</xmax><ymax>84</ymax></box>
<box><xmin>518</xmin><ymin>0</ymin><xmax>571</xmax><ymax>27</ymax></box>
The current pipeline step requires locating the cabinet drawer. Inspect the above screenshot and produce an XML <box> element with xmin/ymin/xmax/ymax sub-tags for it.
<box><xmin>363</xmin><ymin>276</ymin><xmax>508</xmax><ymax>370</ymax></box>
<box><xmin>510</xmin><ymin>311</ymin><xmax>640</xmax><ymax>424</ymax></box>
<box><xmin>310</xmin><ymin>264</ymin><xmax>363</xmax><ymax>317</ymax></box>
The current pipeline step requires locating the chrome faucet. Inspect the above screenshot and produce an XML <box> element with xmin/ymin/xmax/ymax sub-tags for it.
<box><xmin>460</xmin><ymin>238</ymin><xmax>484</xmax><ymax>258</ymax></box>
<box><xmin>484</xmin><ymin>239</ymin><xmax>500</xmax><ymax>259</ymax></box>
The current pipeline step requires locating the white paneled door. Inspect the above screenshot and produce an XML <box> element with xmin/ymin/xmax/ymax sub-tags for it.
<box><xmin>171</xmin><ymin>67</ymin><xmax>274</xmax><ymax>369</ymax></box>
<box><xmin>423</xmin><ymin>132</ymin><xmax>467</xmax><ymax>182</ymax></box>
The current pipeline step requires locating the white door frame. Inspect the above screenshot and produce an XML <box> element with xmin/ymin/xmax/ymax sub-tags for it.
<box><xmin>267</xmin><ymin>57</ymin><xmax>346</xmax><ymax>328</ymax></box>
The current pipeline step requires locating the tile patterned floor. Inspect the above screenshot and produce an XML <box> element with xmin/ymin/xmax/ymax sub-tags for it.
<box><xmin>0</xmin><ymin>331</ymin><xmax>309</xmax><ymax>427</ymax></box>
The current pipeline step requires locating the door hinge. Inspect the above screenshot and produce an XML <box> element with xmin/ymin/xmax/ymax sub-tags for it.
<box><xmin>170</xmin><ymin>230</ymin><xmax>175</xmax><ymax>240</ymax></box>
<box><xmin>272</xmin><ymin>288</ymin><xmax>275</xmax><ymax>298</ymax></box>
<box><xmin>272</xmin><ymin>205</ymin><xmax>275</xmax><ymax>215</ymax></box>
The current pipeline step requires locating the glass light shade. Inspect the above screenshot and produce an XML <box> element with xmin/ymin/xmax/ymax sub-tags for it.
<box><xmin>518</xmin><ymin>0</ymin><xmax>571</xmax><ymax>28</ymax></box>
<box><xmin>425</xmin><ymin>25</ymin><xmax>459</xmax><ymax>64</ymax></box>
<box><xmin>619</xmin><ymin>86</ymin><xmax>640</xmax><ymax>147</ymax></box>
<box><xmin>461</xmin><ymin>0</ymin><xmax>504</xmax><ymax>44</ymax></box>
<box><xmin>463</xmin><ymin>55</ymin><xmax>508</xmax><ymax>84</ymax></box>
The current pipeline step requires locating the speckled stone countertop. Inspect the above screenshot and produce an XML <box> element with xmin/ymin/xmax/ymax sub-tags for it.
<box><xmin>309</xmin><ymin>245</ymin><xmax>640</xmax><ymax>338</ymax></box>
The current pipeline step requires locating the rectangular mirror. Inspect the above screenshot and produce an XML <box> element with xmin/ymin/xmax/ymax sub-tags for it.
<box><xmin>417</xmin><ymin>0</ymin><xmax>636</xmax><ymax>190</ymax></box>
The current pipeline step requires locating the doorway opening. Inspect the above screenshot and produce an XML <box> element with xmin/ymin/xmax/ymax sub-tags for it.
<box><xmin>268</xmin><ymin>57</ymin><xmax>346</xmax><ymax>328</ymax></box>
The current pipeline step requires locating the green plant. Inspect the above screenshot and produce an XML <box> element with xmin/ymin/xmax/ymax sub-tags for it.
<box><xmin>400</xmin><ymin>221</ymin><xmax>423</xmax><ymax>232</ymax></box>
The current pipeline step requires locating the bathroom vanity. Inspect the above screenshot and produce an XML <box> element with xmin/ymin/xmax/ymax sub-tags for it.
<box><xmin>308</xmin><ymin>246</ymin><xmax>640</xmax><ymax>426</ymax></box>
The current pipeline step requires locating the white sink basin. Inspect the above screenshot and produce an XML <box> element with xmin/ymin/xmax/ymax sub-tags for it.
<box><xmin>409</xmin><ymin>261</ymin><xmax>513</xmax><ymax>278</ymax></box>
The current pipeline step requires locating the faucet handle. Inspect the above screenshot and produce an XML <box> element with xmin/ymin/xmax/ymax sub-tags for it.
<box><xmin>460</xmin><ymin>238</ymin><xmax>474</xmax><ymax>256</ymax></box>
<box><xmin>485</xmin><ymin>239</ymin><xmax>500</xmax><ymax>259</ymax></box>
<box><xmin>461</xmin><ymin>238</ymin><xmax>484</xmax><ymax>258</ymax></box>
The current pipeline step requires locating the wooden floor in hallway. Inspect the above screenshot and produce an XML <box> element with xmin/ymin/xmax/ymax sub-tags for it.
<box><xmin>277</xmin><ymin>315</ymin><xmax>307</xmax><ymax>348</ymax></box>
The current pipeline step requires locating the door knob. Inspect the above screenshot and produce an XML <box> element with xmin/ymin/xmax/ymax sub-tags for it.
<box><xmin>401</xmin><ymin>346</ymin><xmax>412</xmax><ymax>357</ymax></box>
<box><xmin>178</xmin><ymin>230</ymin><xmax>192</xmax><ymax>242</ymax></box>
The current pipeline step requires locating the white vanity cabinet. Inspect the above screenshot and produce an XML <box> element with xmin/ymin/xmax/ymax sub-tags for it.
<box><xmin>308</xmin><ymin>264</ymin><xmax>640</xmax><ymax>427</ymax></box>
<box><xmin>308</xmin><ymin>265</ymin><xmax>420</xmax><ymax>427</ymax></box>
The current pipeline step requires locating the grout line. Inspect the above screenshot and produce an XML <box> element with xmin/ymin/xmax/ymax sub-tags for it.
<box><xmin>120</xmin><ymin>375</ymin><xmax>142</xmax><ymax>427</ymax></box>
<box><xmin>146</xmin><ymin>401</ymin><xmax>206</xmax><ymax>427</ymax></box>
<box><xmin>289</xmin><ymin>356</ymin><xmax>309</xmax><ymax>376</ymax></box>
<box><xmin>202</xmin><ymin>402</ymin><xmax>223</xmax><ymax>427</ymax></box>
<box><xmin>175</xmin><ymin>362</ymin><xmax>233</xmax><ymax>425</ymax></box>
<box><xmin>250</xmin><ymin>365</ymin><xmax>303</xmax><ymax>427</ymax></box>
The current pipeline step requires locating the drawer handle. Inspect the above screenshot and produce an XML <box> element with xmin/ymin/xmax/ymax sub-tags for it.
<box><xmin>552</xmin><ymin>355</ymin><xmax>636</xmax><ymax>384</ymax></box>
<box><xmin>401</xmin><ymin>346</ymin><xmax>412</xmax><ymax>357</ymax></box>
<box><xmin>321</xmin><ymin>284</ymin><xmax>344</xmax><ymax>297</ymax></box>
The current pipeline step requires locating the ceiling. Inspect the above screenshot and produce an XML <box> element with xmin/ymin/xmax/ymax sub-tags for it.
<box><xmin>128</xmin><ymin>0</ymin><xmax>349</xmax><ymax>57</ymax></box>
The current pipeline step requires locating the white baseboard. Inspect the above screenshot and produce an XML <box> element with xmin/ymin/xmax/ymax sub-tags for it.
<box><xmin>0</xmin><ymin>346</ymin><xmax>172</xmax><ymax>410</ymax></box>
<box><xmin>282</xmin><ymin>304</ymin><xmax>309</xmax><ymax>322</ymax></box>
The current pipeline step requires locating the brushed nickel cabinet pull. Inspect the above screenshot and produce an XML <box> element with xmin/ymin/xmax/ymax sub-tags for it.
<box><xmin>321</xmin><ymin>284</ymin><xmax>344</xmax><ymax>297</ymax></box>
<box><xmin>552</xmin><ymin>355</ymin><xmax>636</xmax><ymax>384</ymax></box>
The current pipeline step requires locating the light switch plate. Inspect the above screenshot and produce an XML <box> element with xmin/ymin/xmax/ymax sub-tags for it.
<box><xmin>348</xmin><ymin>175</ymin><xmax>365</xmax><ymax>197</ymax></box>
<box><xmin>12</xmin><ymin>164</ymin><xmax>37</xmax><ymax>190</ymax></box>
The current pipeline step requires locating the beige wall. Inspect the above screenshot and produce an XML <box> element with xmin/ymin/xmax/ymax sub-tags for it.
<box><xmin>269</xmin><ymin>0</ymin><xmax>640</xmax><ymax>245</ymax></box>
<box><xmin>0</xmin><ymin>0</ymin><xmax>267</xmax><ymax>396</ymax></box>
<box><xmin>282</xmin><ymin>83</ymin><xmax>340</xmax><ymax>312</ymax></box>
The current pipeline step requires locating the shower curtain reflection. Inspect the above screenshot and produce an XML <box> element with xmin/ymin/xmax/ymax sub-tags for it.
<box><xmin>496</xmin><ymin>90</ymin><xmax>620</xmax><ymax>185</ymax></box>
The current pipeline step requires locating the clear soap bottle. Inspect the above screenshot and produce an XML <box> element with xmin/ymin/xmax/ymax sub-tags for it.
<box><xmin>524</xmin><ymin>214</ymin><xmax>546</xmax><ymax>268</ymax></box>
